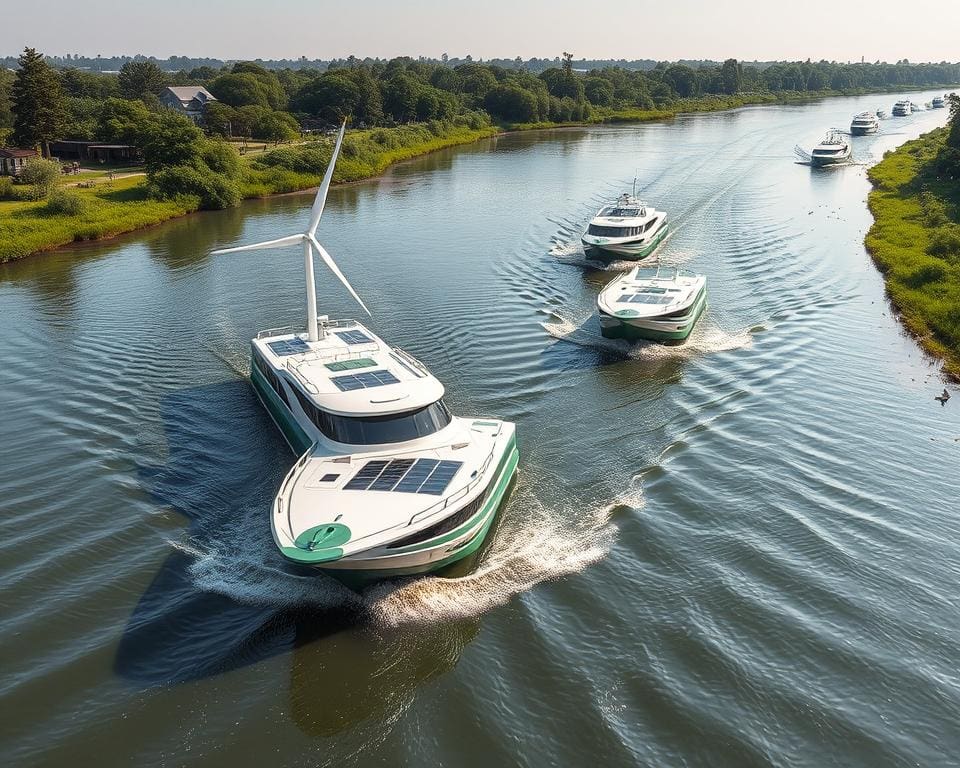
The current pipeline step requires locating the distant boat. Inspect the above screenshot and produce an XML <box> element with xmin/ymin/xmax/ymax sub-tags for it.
<box><xmin>581</xmin><ymin>185</ymin><xmax>669</xmax><ymax>260</ymax></box>
<box><xmin>932</xmin><ymin>95</ymin><xmax>946</xmax><ymax>109</ymax></box>
<box><xmin>850</xmin><ymin>112</ymin><xmax>880</xmax><ymax>135</ymax></box>
<box><xmin>876</xmin><ymin>108</ymin><xmax>888</xmax><ymax>119</ymax></box>
<box><xmin>597</xmin><ymin>264</ymin><xmax>707</xmax><ymax>342</ymax></box>
<box><xmin>810</xmin><ymin>130</ymin><xmax>852</xmax><ymax>166</ymax></box>
<box><xmin>892</xmin><ymin>100</ymin><xmax>911</xmax><ymax>116</ymax></box>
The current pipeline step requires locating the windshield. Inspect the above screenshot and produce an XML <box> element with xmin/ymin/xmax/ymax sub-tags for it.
<box><xmin>292</xmin><ymin>385</ymin><xmax>453</xmax><ymax>444</ymax></box>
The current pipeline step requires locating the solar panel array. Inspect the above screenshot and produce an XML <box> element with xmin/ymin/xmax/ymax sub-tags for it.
<box><xmin>331</xmin><ymin>369</ymin><xmax>400</xmax><ymax>391</ymax></box>
<box><xmin>267</xmin><ymin>338</ymin><xmax>311</xmax><ymax>356</ymax></box>
<box><xmin>343</xmin><ymin>458</ymin><xmax>463</xmax><ymax>495</ymax></box>
<box><xmin>617</xmin><ymin>293</ymin><xmax>675</xmax><ymax>305</ymax></box>
<box><xmin>334</xmin><ymin>330</ymin><xmax>373</xmax><ymax>345</ymax></box>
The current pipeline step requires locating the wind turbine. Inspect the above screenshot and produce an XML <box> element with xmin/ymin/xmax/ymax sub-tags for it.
<box><xmin>211</xmin><ymin>120</ymin><xmax>369</xmax><ymax>342</ymax></box>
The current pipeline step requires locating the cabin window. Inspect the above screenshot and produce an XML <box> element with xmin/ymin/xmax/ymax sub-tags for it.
<box><xmin>588</xmin><ymin>224</ymin><xmax>633</xmax><ymax>237</ymax></box>
<box><xmin>644</xmin><ymin>218</ymin><xmax>658</xmax><ymax>232</ymax></box>
<box><xmin>253</xmin><ymin>349</ymin><xmax>288</xmax><ymax>406</ymax></box>
<box><xmin>291</xmin><ymin>386</ymin><xmax>453</xmax><ymax>445</ymax></box>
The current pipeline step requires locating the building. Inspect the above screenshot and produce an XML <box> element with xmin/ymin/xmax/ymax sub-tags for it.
<box><xmin>50</xmin><ymin>141</ymin><xmax>140</xmax><ymax>163</ymax></box>
<box><xmin>159</xmin><ymin>86</ymin><xmax>217</xmax><ymax>122</ymax></box>
<box><xmin>0</xmin><ymin>147</ymin><xmax>39</xmax><ymax>176</ymax></box>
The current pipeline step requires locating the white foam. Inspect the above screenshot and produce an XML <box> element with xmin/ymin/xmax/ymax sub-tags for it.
<box><xmin>363</xmin><ymin>480</ymin><xmax>628</xmax><ymax>628</ymax></box>
<box><xmin>542</xmin><ymin>310</ymin><xmax>753</xmax><ymax>361</ymax></box>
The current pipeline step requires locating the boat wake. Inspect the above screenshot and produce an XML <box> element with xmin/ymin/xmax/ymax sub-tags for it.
<box><xmin>173</xmin><ymin>476</ymin><xmax>626</xmax><ymax>626</ymax></box>
<box><xmin>541</xmin><ymin>312</ymin><xmax>753</xmax><ymax>360</ymax></box>
<box><xmin>365</xmin><ymin>481</ymin><xmax>626</xmax><ymax>628</ymax></box>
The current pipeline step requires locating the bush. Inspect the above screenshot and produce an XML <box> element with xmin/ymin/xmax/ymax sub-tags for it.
<box><xmin>0</xmin><ymin>176</ymin><xmax>12</xmax><ymax>200</ymax></box>
<box><xmin>147</xmin><ymin>164</ymin><xmax>240</xmax><ymax>209</ymax></box>
<box><xmin>45</xmin><ymin>189</ymin><xmax>89</xmax><ymax>216</ymax></box>
<box><xmin>927</xmin><ymin>225</ymin><xmax>960</xmax><ymax>259</ymax></box>
<box><xmin>20</xmin><ymin>157</ymin><xmax>61</xmax><ymax>199</ymax></box>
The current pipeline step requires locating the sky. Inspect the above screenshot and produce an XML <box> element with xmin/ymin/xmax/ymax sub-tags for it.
<box><xmin>2</xmin><ymin>0</ymin><xmax>958</xmax><ymax>63</ymax></box>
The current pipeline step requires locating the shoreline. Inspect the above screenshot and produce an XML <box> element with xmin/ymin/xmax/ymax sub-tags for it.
<box><xmin>865</xmin><ymin>127</ymin><xmax>960</xmax><ymax>381</ymax></box>
<box><xmin>3</xmin><ymin>83</ymin><xmax>958</xmax><ymax>265</ymax></box>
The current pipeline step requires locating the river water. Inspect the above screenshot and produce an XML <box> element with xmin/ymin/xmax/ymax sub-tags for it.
<box><xmin>2</xmin><ymin>90</ymin><xmax>958</xmax><ymax>767</ymax></box>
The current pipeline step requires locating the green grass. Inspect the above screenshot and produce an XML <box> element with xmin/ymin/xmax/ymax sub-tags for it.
<box><xmin>866</xmin><ymin>127</ymin><xmax>960</xmax><ymax>378</ymax></box>
<box><xmin>0</xmin><ymin>176</ymin><xmax>198</xmax><ymax>262</ymax></box>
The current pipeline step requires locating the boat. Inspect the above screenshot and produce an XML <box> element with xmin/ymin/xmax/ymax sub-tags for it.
<box><xmin>876</xmin><ymin>108</ymin><xmax>888</xmax><ymax>119</ymax></box>
<box><xmin>597</xmin><ymin>264</ymin><xmax>707</xmax><ymax>342</ymax></box>
<box><xmin>810</xmin><ymin>130</ymin><xmax>852</xmax><ymax>166</ymax></box>
<box><xmin>850</xmin><ymin>112</ymin><xmax>880</xmax><ymax>135</ymax></box>
<box><xmin>581</xmin><ymin>184</ymin><xmax>669</xmax><ymax>260</ymax></box>
<box><xmin>932</xmin><ymin>95</ymin><xmax>946</xmax><ymax>109</ymax></box>
<box><xmin>892</xmin><ymin>100</ymin><xmax>912</xmax><ymax>116</ymax></box>
<box><xmin>211</xmin><ymin>123</ymin><xmax>518</xmax><ymax>585</ymax></box>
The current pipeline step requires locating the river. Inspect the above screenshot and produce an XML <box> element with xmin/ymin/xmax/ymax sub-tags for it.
<box><xmin>1</xmin><ymin>89</ymin><xmax>958</xmax><ymax>767</ymax></box>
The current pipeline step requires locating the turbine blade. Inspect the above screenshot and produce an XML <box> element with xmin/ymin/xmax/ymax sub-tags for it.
<box><xmin>308</xmin><ymin>234</ymin><xmax>371</xmax><ymax>316</ymax></box>
<box><xmin>306</xmin><ymin>120</ymin><xmax>347</xmax><ymax>237</ymax></box>
<box><xmin>211</xmin><ymin>234</ymin><xmax>304</xmax><ymax>255</ymax></box>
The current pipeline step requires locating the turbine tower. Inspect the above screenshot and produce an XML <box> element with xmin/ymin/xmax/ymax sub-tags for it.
<box><xmin>211</xmin><ymin>121</ymin><xmax>369</xmax><ymax>341</ymax></box>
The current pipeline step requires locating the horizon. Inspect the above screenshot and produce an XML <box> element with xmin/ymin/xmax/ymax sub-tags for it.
<box><xmin>1</xmin><ymin>0</ymin><xmax>958</xmax><ymax>64</ymax></box>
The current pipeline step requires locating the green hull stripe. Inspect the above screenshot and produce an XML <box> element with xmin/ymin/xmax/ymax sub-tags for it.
<box><xmin>250</xmin><ymin>365</ymin><xmax>313</xmax><ymax>455</ymax></box>
<box><xmin>601</xmin><ymin>291</ymin><xmax>707</xmax><ymax>341</ymax></box>
<box><xmin>586</xmin><ymin>222</ymin><xmax>669</xmax><ymax>260</ymax></box>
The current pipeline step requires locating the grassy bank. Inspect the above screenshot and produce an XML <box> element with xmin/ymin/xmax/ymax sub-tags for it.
<box><xmin>866</xmin><ymin>127</ymin><xmax>960</xmax><ymax>378</ymax></box>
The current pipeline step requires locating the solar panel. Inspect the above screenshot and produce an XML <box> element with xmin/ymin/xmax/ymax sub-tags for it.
<box><xmin>325</xmin><ymin>357</ymin><xmax>377</xmax><ymax>372</ymax></box>
<box><xmin>343</xmin><ymin>458</ymin><xmax>463</xmax><ymax>495</ymax></box>
<box><xmin>331</xmin><ymin>370</ymin><xmax>400</xmax><ymax>392</ymax></box>
<box><xmin>334</xmin><ymin>330</ymin><xmax>373</xmax><ymax>345</ymax></box>
<box><xmin>267</xmin><ymin>338</ymin><xmax>311</xmax><ymax>356</ymax></box>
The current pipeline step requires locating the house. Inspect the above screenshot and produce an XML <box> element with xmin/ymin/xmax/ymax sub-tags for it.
<box><xmin>50</xmin><ymin>141</ymin><xmax>140</xmax><ymax>163</ymax></box>
<box><xmin>0</xmin><ymin>147</ymin><xmax>39</xmax><ymax>176</ymax></box>
<box><xmin>159</xmin><ymin>86</ymin><xmax>217</xmax><ymax>123</ymax></box>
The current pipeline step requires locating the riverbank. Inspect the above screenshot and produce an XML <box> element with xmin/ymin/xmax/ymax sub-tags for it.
<box><xmin>2</xmin><ymin>84</ymin><xmax>957</xmax><ymax>264</ymax></box>
<box><xmin>866</xmin><ymin>126</ymin><xmax>960</xmax><ymax>379</ymax></box>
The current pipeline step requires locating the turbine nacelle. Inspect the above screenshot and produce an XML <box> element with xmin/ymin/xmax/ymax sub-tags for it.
<box><xmin>211</xmin><ymin>121</ymin><xmax>369</xmax><ymax>342</ymax></box>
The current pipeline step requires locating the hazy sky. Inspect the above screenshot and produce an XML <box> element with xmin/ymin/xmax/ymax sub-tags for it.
<box><xmin>2</xmin><ymin>0</ymin><xmax>957</xmax><ymax>63</ymax></box>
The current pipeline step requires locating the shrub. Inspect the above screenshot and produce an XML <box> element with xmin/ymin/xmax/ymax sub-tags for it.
<box><xmin>45</xmin><ymin>189</ymin><xmax>89</xmax><ymax>216</ymax></box>
<box><xmin>927</xmin><ymin>225</ymin><xmax>960</xmax><ymax>259</ymax></box>
<box><xmin>0</xmin><ymin>176</ymin><xmax>12</xmax><ymax>200</ymax></box>
<box><xmin>147</xmin><ymin>164</ymin><xmax>240</xmax><ymax>209</ymax></box>
<box><xmin>19</xmin><ymin>157</ymin><xmax>62</xmax><ymax>199</ymax></box>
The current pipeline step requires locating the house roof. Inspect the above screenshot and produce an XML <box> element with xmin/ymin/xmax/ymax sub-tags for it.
<box><xmin>0</xmin><ymin>148</ymin><xmax>38</xmax><ymax>158</ymax></box>
<box><xmin>162</xmin><ymin>86</ymin><xmax>216</xmax><ymax>105</ymax></box>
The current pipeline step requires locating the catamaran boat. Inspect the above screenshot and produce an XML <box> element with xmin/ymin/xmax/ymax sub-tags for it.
<box><xmin>810</xmin><ymin>130</ymin><xmax>852</xmax><ymax>166</ymax></box>
<box><xmin>932</xmin><ymin>95</ymin><xmax>946</xmax><ymax>109</ymax></box>
<box><xmin>212</xmin><ymin>123</ymin><xmax>518</xmax><ymax>585</ymax></box>
<box><xmin>850</xmin><ymin>111</ymin><xmax>880</xmax><ymax>135</ymax></box>
<box><xmin>597</xmin><ymin>264</ymin><xmax>707</xmax><ymax>342</ymax></box>
<box><xmin>892</xmin><ymin>100</ymin><xmax>912</xmax><ymax>116</ymax></box>
<box><xmin>581</xmin><ymin>186</ymin><xmax>668</xmax><ymax>260</ymax></box>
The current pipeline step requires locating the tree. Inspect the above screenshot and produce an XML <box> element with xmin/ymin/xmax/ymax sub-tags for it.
<box><xmin>290</xmin><ymin>74</ymin><xmax>359</xmax><ymax>122</ymax></box>
<box><xmin>584</xmin><ymin>76</ymin><xmax>615</xmax><ymax>107</ymax></box>
<box><xmin>0</xmin><ymin>68</ymin><xmax>14</xmax><ymax>129</ymax></box>
<box><xmin>484</xmin><ymin>84</ymin><xmax>538</xmax><ymax>123</ymax></box>
<box><xmin>140</xmin><ymin>109</ymin><xmax>204</xmax><ymax>173</ymax></box>
<box><xmin>382</xmin><ymin>74</ymin><xmax>420</xmax><ymax>123</ymax></box>
<box><xmin>720</xmin><ymin>59</ymin><xmax>741</xmax><ymax>95</ymax></box>
<box><xmin>11</xmin><ymin>47</ymin><xmax>66</xmax><ymax>156</ymax></box>
<box><xmin>209</xmin><ymin>73</ymin><xmax>273</xmax><ymax>108</ymax></box>
<box><xmin>662</xmin><ymin>64</ymin><xmax>698</xmax><ymax>98</ymax></box>
<box><xmin>118</xmin><ymin>60</ymin><xmax>166</xmax><ymax>100</ymax></box>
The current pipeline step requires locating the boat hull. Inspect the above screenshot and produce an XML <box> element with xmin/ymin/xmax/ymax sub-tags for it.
<box><xmin>599</xmin><ymin>286</ymin><xmax>707</xmax><ymax>342</ymax></box>
<box><xmin>582</xmin><ymin>222</ymin><xmax>669</xmax><ymax>260</ymax></box>
<box><xmin>810</xmin><ymin>152</ymin><xmax>851</xmax><ymax>167</ymax></box>
<box><xmin>849</xmin><ymin>125</ymin><xmax>878</xmax><ymax>135</ymax></box>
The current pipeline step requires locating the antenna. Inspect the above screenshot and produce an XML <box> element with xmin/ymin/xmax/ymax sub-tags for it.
<box><xmin>211</xmin><ymin>121</ymin><xmax>369</xmax><ymax>342</ymax></box>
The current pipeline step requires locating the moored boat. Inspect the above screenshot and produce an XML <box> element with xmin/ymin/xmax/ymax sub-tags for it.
<box><xmin>810</xmin><ymin>130</ymin><xmax>852</xmax><ymax>166</ymax></box>
<box><xmin>212</xmin><ymin>123</ymin><xmax>518</xmax><ymax>585</ymax></box>
<box><xmin>932</xmin><ymin>95</ymin><xmax>946</xmax><ymax>109</ymax></box>
<box><xmin>892</xmin><ymin>99</ymin><xmax>911</xmax><ymax>116</ymax></box>
<box><xmin>597</xmin><ymin>264</ymin><xmax>707</xmax><ymax>342</ymax></box>
<box><xmin>581</xmin><ymin>187</ymin><xmax>669</xmax><ymax>260</ymax></box>
<box><xmin>850</xmin><ymin>111</ymin><xmax>879</xmax><ymax>135</ymax></box>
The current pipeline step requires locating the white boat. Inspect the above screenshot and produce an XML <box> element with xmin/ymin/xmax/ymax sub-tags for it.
<box><xmin>212</xmin><ymin>123</ymin><xmax>518</xmax><ymax>586</ymax></box>
<box><xmin>810</xmin><ymin>130</ymin><xmax>852</xmax><ymax>166</ymax></box>
<box><xmin>932</xmin><ymin>96</ymin><xmax>946</xmax><ymax>109</ymax></box>
<box><xmin>581</xmin><ymin>185</ymin><xmax>669</xmax><ymax>260</ymax></box>
<box><xmin>597</xmin><ymin>264</ymin><xmax>707</xmax><ymax>342</ymax></box>
<box><xmin>850</xmin><ymin>112</ymin><xmax>879</xmax><ymax>135</ymax></box>
<box><xmin>892</xmin><ymin>100</ymin><xmax>911</xmax><ymax>116</ymax></box>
